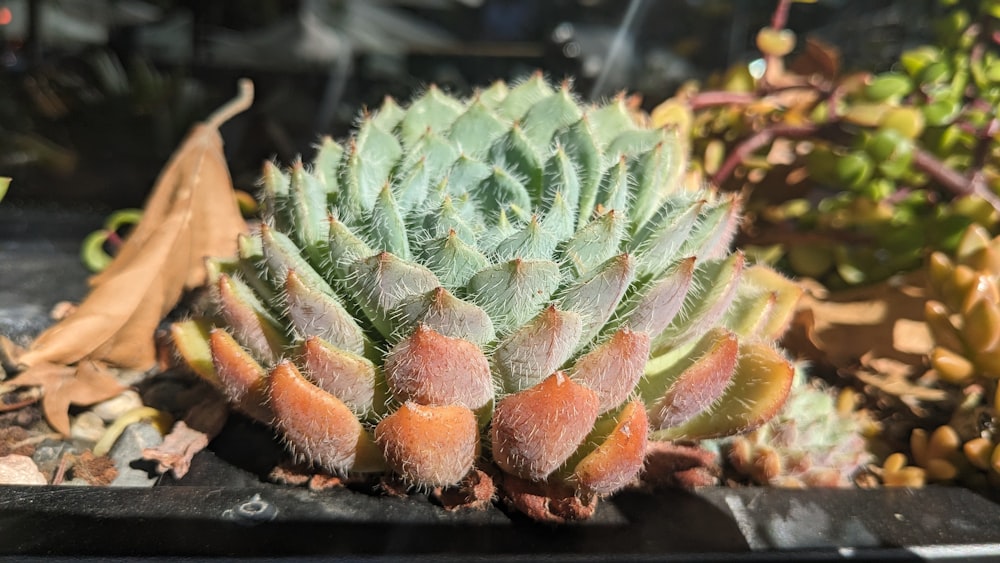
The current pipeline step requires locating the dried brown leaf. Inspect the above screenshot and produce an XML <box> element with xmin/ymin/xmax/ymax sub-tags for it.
<box><xmin>5</xmin><ymin>82</ymin><xmax>254</xmax><ymax>435</ymax></box>
<box><xmin>141</xmin><ymin>421</ymin><xmax>209</xmax><ymax>479</ymax></box>
<box><xmin>854</xmin><ymin>352</ymin><xmax>948</xmax><ymax>403</ymax></box>
<box><xmin>17</xmin><ymin>81</ymin><xmax>253</xmax><ymax>371</ymax></box>
<box><xmin>788</xmin><ymin>37</ymin><xmax>841</xmax><ymax>80</ymax></box>
<box><xmin>142</xmin><ymin>394</ymin><xmax>229</xmax><ymax>478</ymax></box>
<box><xmin>4</xmin><ymin>361</ymin><xmax>124</xmax><ymax>436</ymax></box>
<box><xmin>432</xmin><ymin>468</ymin><xmax>495</xmax><ymax>511</ymax></box>
<box><xmin>0</xmin><ymin>337</ymin><xmax>25</xmax><ymax>374</ymax></box>
<box><xmin>783</xmin><ymin>272</ymin><xmax>947</xmax><ymax>407</ymax></box>
<box><xmin>782</xmin><ymin>272</ymin><xmax>929</xmax><ymax>369</ymax></box>
<box><xmin>68</xmin><ymin>450</ymin><xmax>118</xmax><ymax>486</ymax></box>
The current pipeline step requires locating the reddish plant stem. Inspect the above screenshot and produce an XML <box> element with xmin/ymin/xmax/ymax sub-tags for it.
<box><xmin>689</xmin><ymin>91</ymin><xmax>758</xmax><ymax>111</ymax></box>
<box><xmin>51</xmin><ymin>452</ymin><xmax>70</xmax><ymax>485</ymax></box>
<box><xmin>972</xmin><ymin>117</ymin><xmax>1000</xmax><ymax>172</ymax></box>
<box><xmin>710</xmin><ymin>123</ymin><xmax>820</xmax><ymax>187</ymax></box>
<box><xmin>771</xmin><ymin>0</ymin><xmax>793</xmax><ymax>30</ymax></box>
<box><xmin>689</xmin><ymin>82</ymin><xmax>825</xmax><ymax>111</ymax></box>
<box><xmin>911</xmin><ymin>146</ymin><xmax>1000</xmax><ymax>212</ymax></box>
<box><xmin>712</xmin><ymin>119</ymin><xmax>1000</xmax><ymax>215</ymax></box>
<box><xmin>911</xmin><ymin>146</ymin><xmax>974</xmax><ymax>196</ymax></box>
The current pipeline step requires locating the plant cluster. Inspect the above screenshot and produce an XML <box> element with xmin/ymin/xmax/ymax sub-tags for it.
<box><xmin>906</xmin><ymin>223</ymin><xmax>1000</xmax><ymax>488</ymax></box>
<box><xmin>652</xmin><ymin>0</ymin><xmax>1000</xmax><ymax>288</ymax></box>
<box><xmin>723</xmin><ymin>367</ymin><xmax>877</xmax><ymax>488</ymax></box>
<box><xmin>170</xmin><ymin>75</ymin><xmax>800</xmax><ymax>520</ymax></box>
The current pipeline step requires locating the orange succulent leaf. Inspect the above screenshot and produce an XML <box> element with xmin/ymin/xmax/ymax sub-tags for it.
<box><xmin>5</xmin><ymin>361</ymin><xmax>124</xmax><ymax>436</ymax></box>
<box><xmin>491</xmin><ymin>372</ymin><xmax>600</xmax><ymax>481</ymax></box>
<box><xmin>374</xmin><ymin>402</ymin><xmax>479</xmax><ymax>487</ymax></box>
<box><xmin>16</xmin><ymin>80</ymin><xmax>253</xmax><ymax>372</ymax></box>
<box><xmin>269</xmin><ymin>361</ymin><xmax>385</xmax><ymax>474</ymax></box>
<box><xmin>573</xmin><ymin>401</ymin><xmax>648</xmax><ymax>496</ymax></box>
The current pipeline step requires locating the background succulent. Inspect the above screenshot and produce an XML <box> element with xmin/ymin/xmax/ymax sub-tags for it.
<box><xmin>651</xmin><ymin>0</ymin><xmax>1000</xmax><ymax>289</ymax></box>
<box><xmin>722</xmin><ymin>366</ymin><xmax>877</xmax><ymax>488</ymax></box>
<box><xmin>172</xmin><ymin>74</ymin><xmax>798</xmax><ymax>520</ymax></box>
<box><xmin>907</xmin><ymin>223</ymin><xmax>1000</xmax><ymax>488</ymax></box>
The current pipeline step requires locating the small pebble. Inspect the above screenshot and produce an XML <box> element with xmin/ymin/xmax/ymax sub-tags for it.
<box><xmin>32</xmin><ymin>443</ymin><xmax>66</xmax><ymax>472</ymax></box>
<box><xmin>109</xmin><ymin>422</ymin><xmax>164</xmax><ymax>487</ymax></box>
<box><xmin>70</xmin><ymin>411</ymin><xmax>107</xmax><ymax>444</ymax></box>
<box><xmin>0</xmin><ymin>454</ymin><xmax>48</xmax><ymax>485</ymax></box>
<box><xmin>91</xmin><ymin>390</ymin><xmax>144</xmax><ymax>423</ymax></box>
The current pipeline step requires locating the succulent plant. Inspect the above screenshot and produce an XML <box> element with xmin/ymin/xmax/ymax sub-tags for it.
<box><xmin>651</xmin><ymin>0</ymin><xmax>1000</xmax><ymax>289</ymax></box>
<box><xmin>910</xmin><ymin>223</ymin><xmax>1000</xmax><ymax>487</ymax></box>
<box><xmin>171</xmin><ymin>75</ymin><xmax>798</xmax><ymax>520</ymax></box>
<box><xmin>723</xmin><ymin>367</ymin><xmax>876</xmax><ymax>488</ymax></box>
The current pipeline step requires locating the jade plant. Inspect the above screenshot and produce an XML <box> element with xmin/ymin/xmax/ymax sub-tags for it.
<box><xmin>908</xmin><ymin>223</ymin><xmax>1000</xmax><ymax>488</ymax></box>
<box><xmin>652</xmin><ymin>0</ymin><xmax>1000</xmax><ymax>288</ymax></box>
<box><xmin>171</xmin><ymin>75</ymin><xmax>799</xmax><ymax>521</ymax></box>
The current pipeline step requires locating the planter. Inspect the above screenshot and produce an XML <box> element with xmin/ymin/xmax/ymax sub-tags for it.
<box><xmin>4</xmin><ymin>207</ymin><xmax>1000</xmax><ymax>560</ymax></box>
<box><xmin>2</xmin><ymin>481</ymin><xmax>1000</xmax><ymax>559</ymax></box>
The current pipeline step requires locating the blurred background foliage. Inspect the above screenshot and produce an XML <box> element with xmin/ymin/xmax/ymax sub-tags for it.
<box><xmin>0</xmin><ymin>0</ymin><xmax>940</xmax><ymax>210</ymax></box>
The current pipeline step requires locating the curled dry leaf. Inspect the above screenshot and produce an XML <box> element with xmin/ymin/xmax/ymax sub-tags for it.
<box><xmin>142</xmin><ymin>395</ymin><xmax>229</xmax><ymax>479</ymax></box>
<box><xmin>855</xmin><ymin>352</ymin><xmax>948</xmax><ymax>406</ymax></box>
<box><xmin>2</xmin><ymin>361</ymin><xmax>124</xmax><ymax>436</ymax></box>
<box><xmin>782</xmin><ymin>272</ymin><xmax>930</xmax><ymax>369</ymax></box>
<box><xmin>782</xmin><ymin>271</ymin><xmax>944</xmax><ymax>408</ymax></box>
<box><xmin>2</xmin><ymin>80</ymin><xmax>254</xmax><ymax>435</ymax></box>
<box><xmin>141</xmin><ymin>421</ymin><xmax>210</xmax><ymax>479</ymax></box>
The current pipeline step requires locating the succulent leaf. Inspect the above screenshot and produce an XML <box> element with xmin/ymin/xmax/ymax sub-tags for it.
<box><xmin>301</xmin><ymin>335</ymin><xmax>380</xmax><ymax>416</ymax></box>
<box><xmin>269</xmin><ymin>361</ymin><xmax>385</xmax><ymax>474</ymax></box>
<box><xmin>493</xmin><ymin>305</ymin><xmax>583</xmax><ymax>393</ymax></box>
<box><xmin>572</xmin><ymin>401</ymin><xmax>649</xmax><ymax>495</ymax></box>
<box><xmin>654</xmin><ymin>341</ymin><xmax>794</xmax><ymax>440</ymax></box>
<box><xmin>170</xmin><ymin>319</ymin><xmax>218</xmax><ymax>384</ymax></box>
<box><xmin>398</xmin><ymin>85</ymin><xmax>464</xmax><ymax>147</ymax></box>
<box><xmin>491</xmin><ymin>372</ymin><xmax>600</xmax><ymax>480</ymax></box>
<box><xmin>375</xmin><ymin>402</ymin><xmax>479</xmax><ymax>487</ymax></box>
<box><xmin>312</xmin><ymin>136</ymin><xmax>343</xmax><ymax>195</ymax></box>
<box><xmin>466</xmin><ymin>258</ymin><xmax>561</xmax><ymax>334</ymax></box>
<box><xmin>384</xmin><ymin>324</ymin><xmax>493</xmax><ymax>410</ymax></box>
<box><xmin>215</xmin><ymin>274</ymin><xmax>287</xmax><ymax>364</ymax></box>
<box><xmin>570</xmin><ymin>328</ymin><xmax>651</xmax><ymax>412</ymax></box>
<box><xmin>350</xmin><ymin>252</ymin><xmax>440</xmax><ymax>338</ymax></box>
<box><xmin>210</xmin><ymin>328</ymin><xmax>272</xmax><ymax>423</ymax></box>
<box><xmin>646</xmin><ymin>328</ymin><xmax>739</xmax><ymax>430</ymax></box>
<box><xmin>393</xmin><ymin>286</ymin><xmax>496</xmax><ymax>345</ymax></box>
